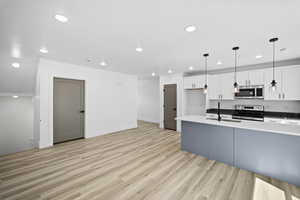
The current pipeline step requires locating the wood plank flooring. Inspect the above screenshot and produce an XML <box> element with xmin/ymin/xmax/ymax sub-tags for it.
<box><xmin>0</xmin><ymin>121</ymin><xmax>299</xmax><ymax>200</ymax></box>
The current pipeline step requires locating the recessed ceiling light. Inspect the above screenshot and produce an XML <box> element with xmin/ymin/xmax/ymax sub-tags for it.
<box><xmin>217</xmin><ymin>61</ymin><xmax>222</xmax><ymax>65</ymax></box>
<box><xmin>40</xmin><ymin>48</ymin><xmax>48</xmax><ymax>54</ymax></box>
<box><xmin>185</xmin><ymin>25</ymin><xmax>196</xmax><ymax>33</ymax></box>
<box><xmin>55</xmin><ymin>14</ymin><xmax>68</xmax><ymax>23</ymax></box>
<box><xmin>168</xmin><ymin>69</ymin><xmax>173</xmax><ymax>74</ymax></box>
<box><xmin>100</xmin><ymin>61</ymin><xmax>107</xmax><ymax>66</ymax></box>
<box><xmin>255</xmin><ymin>55</ymin><xmax>263</xmax><ymax>59</ymax></box>
<box><xmin>136</xmin><ymin>47</ymin><xmax>143</xmax><ymax>52</ymax></box>
<box><xmin>189</xmin><ymin>66</ymin><xmax>194</xmax><ymax>70</ymax></box>
<box><xmin>12</xmin><ymin>62</ymin><xmax>20</xmax><ymax>68</ymax></box>
<box><xmin>12</xmin><ymin>95</ymin><xmax>19</xmax><ymax>98</ymax></box>
<box><xmin>151</xmin><ymin>72</ymin><xmax>156</xmax><ymax>76</ymax></box>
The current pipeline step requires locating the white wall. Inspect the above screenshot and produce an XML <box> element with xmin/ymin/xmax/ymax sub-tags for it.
<box><xmin>0</xmin><ymin>96</ymin><xmax>34</xmax><ymax>155</ymax></box>
<box><xmin>159</xmin><ymin>74</ymin><xmax>184</xmax><ymax>132</ymax></box>
<box><xmin>36</xmin><ymin>59</ymin><xmax>138</xmax><ymax>148</ymax></box>
<box><xmin>138</xmin><ymin>77</ymin><xmax>160</xmax><ymax>123</ymax></box>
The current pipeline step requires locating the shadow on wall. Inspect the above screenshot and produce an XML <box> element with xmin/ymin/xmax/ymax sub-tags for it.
<box><xmin>0</xmin><ymin>96</ymin><xmax>34</xmax><ymax>156</ymax></box>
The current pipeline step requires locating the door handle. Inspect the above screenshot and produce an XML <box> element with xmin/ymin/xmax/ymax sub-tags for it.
<box><xmin>80</xmin><ymin>110</ymin><xmax>85</xmax><ymax>113</ymax></box>
<box><xmin>173</xmin><ymin>108</ymin><xmax>177</xmax><ymax>111</ymax></box>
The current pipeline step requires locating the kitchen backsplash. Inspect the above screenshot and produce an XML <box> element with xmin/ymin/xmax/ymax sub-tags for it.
<box><xmin>209</xmin><ymin>99</ymin><xmax>300</xmax><ymax>113</ymax></box>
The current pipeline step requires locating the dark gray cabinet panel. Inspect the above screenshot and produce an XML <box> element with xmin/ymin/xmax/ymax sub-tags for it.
<box><xmin>181</xmin><ymin>121</ymin><xmax>211</xmax><ymax>158</ymax></box>
<box><xmin>209</xmin><ymin>125</ymin><xmax>234</xmax><ymax>165</ymax></box>
<box><xmin>181</xmin><ymin>121</ymin><xmax>234</xmax><ymax>165</ymax></box>
<box><xmin>235</xmin><ymin>128</ymin><xmax>300</xmax><ymax>187</ymax></box>
<box><xmin>181</xmin><ymin>121</ymin><xmax>300</xmax><ymax>186</ymax></box>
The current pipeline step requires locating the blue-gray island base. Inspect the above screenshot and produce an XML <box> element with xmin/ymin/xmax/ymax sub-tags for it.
<box><xmin>181</xmin><ymin>121</ymin><xmax>300</xmax><ymax>187</ymax></box>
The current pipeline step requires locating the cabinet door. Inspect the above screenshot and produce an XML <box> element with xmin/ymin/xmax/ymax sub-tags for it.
<box><xmin>220</xmin><ymin>73</ymin><xmax>234</xmax><ymax>100</ymax></box>
<box><xmin>249</xmin><ymin>69</ymin><xmax>265</xmax><ymax>85</ymax></box>
<box><xmin>181</xmin><ymin>122</ymin><xmax>234</xmax><ymax>166</ymax></box>
<box><xmin>194</xmin><ymin>75</ymin><xmax>205</xmax><ymax>89</ymax></box>
<box><xmin>208</xmin><ymin>75</ymin><xmax>220</xmax><ymax>99</ymax></box>
<box><xmin>183</xmin><ymin>77</ymin><xmax>195</xmax><ymax>89</ymax></box>
<box><xmin>264</xmin><ymin>68</ymin><xmax>282</xmax><ymax>100</ymax></box>
<box><xmin>237</xmin><ymin>71</ymin><xmax>249</xmax><ymax>86</ymax></box>
<box><xmin>282</xmin><ymin>66</ymin><xmax>300</xmax><ymax>100</ymax></box>
<box><xmin>184</xmin><ymin>76</ymin><xmax>205</xmax><ymax>89</ymax></box>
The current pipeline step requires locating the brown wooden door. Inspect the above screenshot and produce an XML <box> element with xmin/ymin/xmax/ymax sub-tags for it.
<box><xmin>163</xmin><ymin>84</ymin><xmax>177</xmax><ymax>130</ymax></box>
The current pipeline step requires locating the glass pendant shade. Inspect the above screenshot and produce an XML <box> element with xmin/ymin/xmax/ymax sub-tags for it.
<box><xmin>271</xmin><ymin>79</ymin><xmax>277</xmax><ymax>91</ymax></box>
<box><xmin>204</xmin><ymin>84</ymin><xmax>208</xmax><ymax>94</ymax></box>
<box><xmin>234</xmin><ymin>82</ymin><xmax>239</xmax><ymax>93</ymax></box>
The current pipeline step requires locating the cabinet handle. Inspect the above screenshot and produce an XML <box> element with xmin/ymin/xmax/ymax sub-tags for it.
<box><xmin>279</xmin><ymin>93</ymin><xmax>281</xmax><ymax>99</ymax></box>
<box><xmin>248</xmin><ymin>80</ymin><xmax>251</xmax><ymax>86</ymax></box>
<box><xmin>283</xmin><ymin>93</ymin><xmax>285</xmax><ymax>99</ymax></box>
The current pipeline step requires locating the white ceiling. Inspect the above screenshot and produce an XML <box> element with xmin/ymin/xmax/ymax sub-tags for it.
<box><xmin>1</xmin><ymin>0</ymin><xmax>300</xmax><ymax>94</ymax></box>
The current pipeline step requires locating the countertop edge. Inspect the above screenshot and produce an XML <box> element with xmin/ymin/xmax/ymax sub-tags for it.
<box><xmin>176</xmin><ymin>116</ymin><xmax>300</xmax><ymax>137</ymax></box>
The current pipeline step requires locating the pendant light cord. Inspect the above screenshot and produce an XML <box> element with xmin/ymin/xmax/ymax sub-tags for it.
<box><xmin>205</xmin><ymin>56</ymin><xmax>207</xmax><ymax>84</ymax></box>
<box><xmin>273</xmin><ymin>41</ymin><xmax>275</xmax><ymax>80</ymax></box>
<box><xmin>234</xmin><ymin>49</ymin><xmax>237</xmax><ymax>82</ymax></box>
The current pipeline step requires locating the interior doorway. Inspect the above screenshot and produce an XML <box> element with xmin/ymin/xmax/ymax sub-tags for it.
<box><xmin>163</xmin><ymin>84</ymin><xmax>177</xmax><ymax>130</ymax></box>
<box><xmin>53</xmin><ymin>78</ymin><xmax>85</xmax><ymax>144</ymax></box>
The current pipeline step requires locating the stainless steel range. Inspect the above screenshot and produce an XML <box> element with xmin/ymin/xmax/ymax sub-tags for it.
<box><xmin>232</xmin><ymin>105</ymin><xmax>264</xmax><ymax>121</ymax></box>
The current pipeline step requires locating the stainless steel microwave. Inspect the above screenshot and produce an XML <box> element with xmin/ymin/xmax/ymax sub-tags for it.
<box><xmin>234</xmin><ymin>85</ymin><xmax>264</xmax><ymax>99</ymax></box>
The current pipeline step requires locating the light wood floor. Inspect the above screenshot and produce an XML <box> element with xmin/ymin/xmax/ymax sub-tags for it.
<box><xmin>0</xmin><ymin>121</ymin><xmax>299</xmax><ymax>200</ymax></box>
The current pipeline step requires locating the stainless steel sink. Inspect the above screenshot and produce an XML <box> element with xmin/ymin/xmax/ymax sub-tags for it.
<box><xmin>206</xmin><ymin>117</ymin><xmax>241</xmax><ymax>123</ymax></box>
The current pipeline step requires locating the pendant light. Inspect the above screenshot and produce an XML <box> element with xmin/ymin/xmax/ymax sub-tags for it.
<box><xmin>203</xmin><ymin>53</ymin><xmax>209</xmax><ymax>94</ymax></box>
<box><xmin>232</xmin><ymin>46</ymin><xmax>240</xmax><ymax>93</ymax></box>
<box><xmin>269</xmin><ymin>37</ymin><xmax>278</xmax><ymax>91</ymax></box>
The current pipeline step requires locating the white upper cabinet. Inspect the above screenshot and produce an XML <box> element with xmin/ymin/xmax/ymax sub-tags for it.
<box><xmin>264</xmin><ymin>66</ymin><xmax>300</xmax><ymax>100</ymax></box>
<box><xmin>237</xmin><ymin>69</ymin><xmax>265</xmax><ymax>86</ymax></box>
<box><xmin>208</xmin><ymin>75</ymin><xmax>221</xmax><ymax>99</ymax></box>
<box><xmin>249</xmin><ymin>69</ymin><xmax>265</xmax><ymax>85</ymax></box>
<box><xmin>264</xmin><ymin>68</ymin><xmax>282</xmax><ymax>100</ymax></box>
<box><xmin>237</xmin><ymin>71</ymin><xmax>249</xmax><ymax>86</ymax></box>
<box><xmin>184</xmin><ymin>75</ymin><xmax>205</xmax><ymax>89</ymax></box>
<box><xmin>208</xmin><ymin>73</ymin><xmax>234</xmax><ymax>100</ymax></box>
<box><xmin>195</xmin><ymin>75</ymin><xmax>205</xmax><ymax>88</ymax></box>
<box><xmin>220</xmin><ymin>73</ymin><xmax>234</xmax><ymax>100</ymax></box>
<box><xmin>281</xmin><ymin>66</ymin><xmax>300</xmax><ymax>100</ymax></box>
<box><xmin>206</xmin><ymin>65</ymin><xmax>300</xmax><ymax>101</ymax></box>
<box><xmin>184</xmin><ymin>76</ymin><xmax>195</xmax><ymax>89</ymax></box>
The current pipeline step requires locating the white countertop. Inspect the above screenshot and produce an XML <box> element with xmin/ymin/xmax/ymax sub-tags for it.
<box><xmin>176</xmin><ymin>115</ymin><xmax>300</xmax><ymax>137</ymax></box>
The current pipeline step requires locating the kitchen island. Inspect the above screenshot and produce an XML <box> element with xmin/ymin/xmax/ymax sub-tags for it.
<box><xmin>177</xmin><ymin>115</ymin><xmax>300</xmax><ymax>186</ymax></box>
